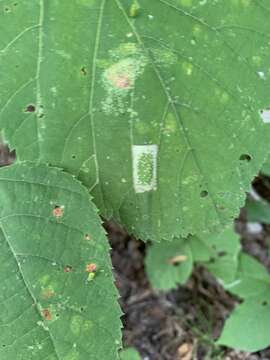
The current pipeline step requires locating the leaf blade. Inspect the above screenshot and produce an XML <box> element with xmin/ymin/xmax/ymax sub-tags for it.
<box><xmin>1</xmin><ymin>1</ymin><xmax>270</xmax><ymax>240</ymax></box>
<box><xmin>0</xmin><ymin>162</ymin><xmax>121</xmax><ymax>360</ymax></box>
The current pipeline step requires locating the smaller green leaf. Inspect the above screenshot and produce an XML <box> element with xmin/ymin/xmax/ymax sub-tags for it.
<box><xmin>196</xmin><ymin>229</ymin><xmax>241</xmax><ymax>285</ymax></box>
<box><xmin>146</xmin><ymin>228</ymin><xmax>240</xmax><ymax>290</ymax></box>
<box><xmin>224</xmin><ymin>254</ymin><xmax>270</xmax><ymax>299</ymax></box>
<box><xmin>219</xmin><ymin>254</ymin><xmax>270</xmax><ymax>352</ymax></box>
<box><xmin>120</xmin><ymin>348</ymin><xmax>141</xmax><ymax>360</ymax></box>
<box><xmin>218</xmin><ymin>291</ymin><xmax>270</xmax><ymax>352</ymax></box>
<box><xmin>246</xmin><ymin>198</ymin><xmax>270</xmax><ymax>224</ymax></box>
<box><xmin>146</xmin><ymin>239</ymin><xmax>193</xmax><ymax>290</ymax></box>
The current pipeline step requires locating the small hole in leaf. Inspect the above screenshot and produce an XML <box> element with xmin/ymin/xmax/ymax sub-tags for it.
<box><xmin>85</xmin><ymin>234</ymin><xmax>91</xmax><ymax>241</ymax></box>
<box><xmin>2</xmin><ymin>345</ymin><xmax>6</xmax><ymax>348</ymax></box>
<box><xmin>56</xmin><ymin>313</ymin><xmax>60</xmax><ymax>317</ymax></box>
<box><xmin>239</xmin><ymin>154</ymin><xmax>252</xmax><ymax>162</ymax></box>
<box><xmin>80</xmin><ymin>67</ymin><xmax>87</xmax><ymax>76</ymax></box>
<box><xmin>72</xmin><ymin>155</ymin><xmax>76</xmax><ymax>159</ymax></box>
<box><xmin>262</xmin><ymin>301</ymin><xmax>268</xmax><ymax>306</ymax></box>
<box><xmin>200</xmin><ymin>190</ymin><xmax>208</xmax><ymax>198</ymax></box>
<box><xmin>80</xmin><ymin>307</ymin><xmax>85</xmax><ymax>312</ymax></box>
<box><xmin>217</xmin><ymin>251</ymin><xmax>227</xmax><ymax>257</ymax></box>
<box><xmin>25</xmin><ymin>104</ymin><xmax>36</xmax><ymax>113</ymax></box>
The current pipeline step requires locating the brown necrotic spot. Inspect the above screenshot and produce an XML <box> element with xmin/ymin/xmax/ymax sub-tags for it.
<box><xmin>64</xmin><ymin>265</ymin><xmax>73</xmax><ymax>273</ymax></box>
<box><xmin>53</xmin><ymin>206</ymin><xmax>64</xmax><ymax>218</ymax></box>
<box><xmin>42</xmin><ymin>308</ymin><xmax>52</xmax><ymax>321</ymax></box>
<box><xmin>85</xmin><ymin>263</ymin><xmax>97</xmax><ymax>273</ymax></box>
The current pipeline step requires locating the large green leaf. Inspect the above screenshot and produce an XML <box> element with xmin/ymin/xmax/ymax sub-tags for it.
<box><xmin>0</xmin><ymin>162</ymin><xmax>121</xmax><ymax>359</ymax></box>
<box><xmin>1</xmin><ymin>1</ymin><xmax>270</xmax><ymax>240</ymax></box>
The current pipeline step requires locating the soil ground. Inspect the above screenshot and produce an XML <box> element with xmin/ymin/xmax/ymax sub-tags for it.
<box><xmin>1</xmin><ymin>145</ymin><xmax>270</xmax><ymax>360</ymax></box>
<box><xmin>107</xmin><ymin>177</ymin><xmax>270</xmax><ymax>360</ymax></box>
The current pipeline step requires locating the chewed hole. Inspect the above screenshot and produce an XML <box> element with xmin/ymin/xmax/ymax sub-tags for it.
<box><xmin>72</xmin><ymin>155</ymin><xmax>76</xmax><ymax>159</ymax></box>
<box><xmin>262</xmin><ymin>301</ymin><xmax>268</xmax><ymax>306</ymax></box>
<box><xmin>80</xmin><ymin>67</ymin><xmax>87</xmax><ymax>76</ymax></box>
<box><xmin>25</xmin><ymin>104</ymin><xmax>36</xmax><ymax>113</ymax></box>
<box><xmin>200</xmin><ymin>190</ymin><xmax>208</xmax><ymax>198</ymax></box>
<box><xmin>239</xmin><ymin>154</ymin><xmax>252</xmax><ymax>162</ymax></box>
<box><xmin>260</xmin><ymin>108</ymin><xmax>270</xmax><ymax>123</ymax></box>
<box><xmin>217</xmin><ymin>251</ymin><xmax>227</xmax><ymax>257</ymax></box>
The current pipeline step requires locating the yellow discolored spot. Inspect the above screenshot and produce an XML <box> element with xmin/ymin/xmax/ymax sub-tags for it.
<box><xmin>41</xmin><ymin>287</ymin><xmax>55</xmax><ymax>300</ymax></box>
<box><xmin>151</xmin><ymin>48</ymin><xmax>177</xmax><ymax>67</ymax></box>
<box><xmin>63</xmin><ymin>350</ymin><xmax>79</xmax><ymax>360</ymax></box>
<box><xmin>129</xmin><ymin>0</ymin><xmax>140</xmax><ymax>17</ymax></box>
<box><xmin>193</xmin><ymin>25</ymin><xmax>202</xmax><ymax>37</ymax></box>
<box><xmin>220</xmin><ymin>92</ymin><xmax>229</xmax><ymax>104</ymax></box>
<box><xmin>241</xmin><ymin>0</ymin><xmax>251</xmax><ymax>6</ymax></box>
<box><xmin>70</xmin><ymin>315</ymin><xmax>83</xmax><ymax>336</ymax></box>
<box><xmin>252</xmin><ymin>56</ymin><xmax>262</xmax><ymax>66</ymax></box>
<box><xmin>163</xmin><ymin>113</ymin><xmax>177</xmax><ymax>135</ymax></box>
<box><xmin>39</xmin><ymin>275</ymin><xmax>50</xmax><ymax>286</ymax></box>
<box><xmin>70</xmin><ymin>315</ymin><xmax>93</xmax><ymax>336</ymax></box>
<box><xmin>179</xmin><ymin>0</ymin><xmax>193</xmax><ymax>6</ymax></box>
<box><xmin>182</xmin><ymin>61</ymin><xmax>193</xmax><ymax>76</ymax></box>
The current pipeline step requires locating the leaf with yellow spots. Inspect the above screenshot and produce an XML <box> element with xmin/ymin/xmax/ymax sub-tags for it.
<box><xmin>0</xmin><ymin>162</ymin><xmax>121</xmax><ymax>360</ymax></box>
